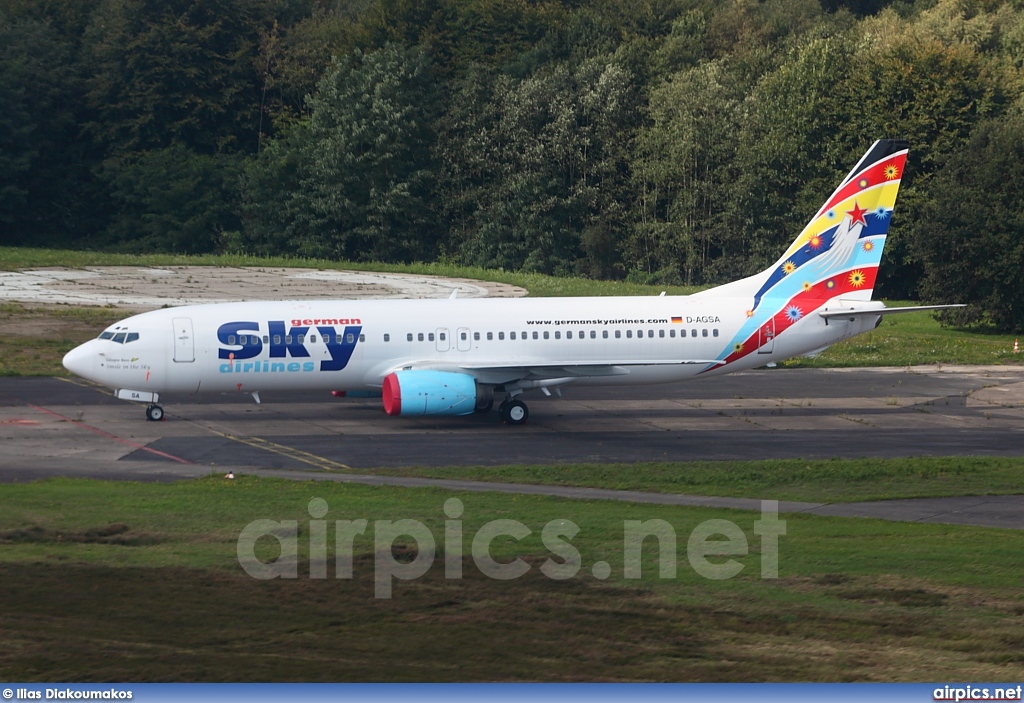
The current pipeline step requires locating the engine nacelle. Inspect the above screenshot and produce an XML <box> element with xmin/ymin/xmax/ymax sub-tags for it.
<box><xmin>382</xmin><ymin>370</ymin><xmax>479</xmax><ymax>416</ymax></box>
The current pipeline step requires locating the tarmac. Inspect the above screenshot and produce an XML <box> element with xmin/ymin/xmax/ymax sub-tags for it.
<box><xmin>2</xmin><ymin>366</ymin><xmax>1023</xmax><ymax>529</ymax></box>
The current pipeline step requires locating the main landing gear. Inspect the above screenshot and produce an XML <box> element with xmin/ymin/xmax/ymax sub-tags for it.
<box><xmin>145</xmin><ymin>404</ymin><xmax>165</xmax><ymax>422</ymax></box>
<box><xmin>498</xmin><ymin>397</ymin><xmax>529</xmax><ymax>425</ymax></box>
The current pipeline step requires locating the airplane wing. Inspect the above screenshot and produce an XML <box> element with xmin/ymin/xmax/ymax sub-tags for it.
<box><xmin>391</xmin><ymin>359</ymin><xmax>725</xmax><ymax>385</ymax></box>
<box><xmin>818</xmin><ymin>304</ymin><xmax>966</xmax><ymax>321</ymax></box>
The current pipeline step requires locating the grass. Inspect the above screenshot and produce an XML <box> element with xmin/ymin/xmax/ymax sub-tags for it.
<box><xmin>0</xmin><ymin>303</ymin><xmax>124</xmax><ymax>376</ymax></box>
<box><xmin>785</xmin><ymin>303</ymin><xmax>1022</xmax><ymax>367</ymax></box>
<box><xmin>362</xmin><ymin>456</ymin><xmax>1024</xmax><ymax>503</ymax></box>
<box><xmin>0</xmin><ymin>476</ymin><xmax>1022</xmax><ymax>681</ymax></box>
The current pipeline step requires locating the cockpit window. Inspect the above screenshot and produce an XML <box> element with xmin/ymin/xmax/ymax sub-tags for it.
<box><xmin>112</xmin><ymin>333</ymin><xmax>126</xmax><ymax>343</ymax></box>
<box><xmin>125</xmin><ymin>332</ymin><xmax>139</xmax><ymax>343</ymax></box>
<box><xmin>99</xmin><ymin>332</ymin><xmax>114</xmax><ymax>340</ymax></box>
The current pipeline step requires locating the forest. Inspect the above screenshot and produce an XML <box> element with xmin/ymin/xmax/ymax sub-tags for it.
<box><xmin>2</xmin><ymin>0</ymin><xmax>1024</xmax><ymax>330</ymax></box>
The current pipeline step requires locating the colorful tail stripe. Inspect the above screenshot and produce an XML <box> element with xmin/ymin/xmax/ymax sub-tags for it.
<box><xmin>705</xmin><ymin>140</ymin><xmax>908</xmax><ymax>373</ymax></box>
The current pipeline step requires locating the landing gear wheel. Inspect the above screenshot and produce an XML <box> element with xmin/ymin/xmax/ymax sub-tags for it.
<box><xmin>500</xmin><ymin>398</ymin><xmax>529</xmax><ymax>425</ymax></box>
<box><xmin>146</xmin><ymin>404</ymin><xmax>164</xmax><ymax>422</ymax></box>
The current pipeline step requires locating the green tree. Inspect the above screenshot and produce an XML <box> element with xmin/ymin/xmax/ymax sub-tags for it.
<box><xmin>629</xmin><ymin>60</ymin><xmax>741</xmax><ymax>285</ymax></box>
<box><xmin>103</xmin><ymin>144</ymin><xmax>242</xmax><ymax>253</ymax></box>
<box><xmin>240</xmin><ymin>43</ymin><xmax>441</xmax><ymax>262</ymax></box>
<box><xmin>731</xmin><ymin>36</ymin><xmax>855</xmax><ymax>272</ymax></box>
<box><xmin>0</xmin><ymin>14</ymin><xmax>92</xmax><ymax>245</ymax></box>
<box><xmin>83</xmin><ymin>0</ymin><xmax>280</xmax><ymax>155</ymax></box>
<box><xmin>915</xmin><ymin>111</ymin><xmax>1024</xmax><ymax>332</ymax></box>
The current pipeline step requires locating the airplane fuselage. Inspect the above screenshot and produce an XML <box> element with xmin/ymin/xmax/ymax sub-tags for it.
<box><xmin>63</xmin><ymin>294</ymin><xmax>877</xmax><ymax>397</ymax></box>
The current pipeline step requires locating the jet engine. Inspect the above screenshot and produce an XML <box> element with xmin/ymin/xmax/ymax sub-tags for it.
<box><xmin>382</xmin><ymin>370</ymin><xmax>481</xmax><ymax>416</ymax></box>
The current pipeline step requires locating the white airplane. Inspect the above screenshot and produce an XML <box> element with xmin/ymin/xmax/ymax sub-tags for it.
<box><xmin>63</xmin><ymin>140</ymin><xmax>960</xmax><ymax>425</ymax></box>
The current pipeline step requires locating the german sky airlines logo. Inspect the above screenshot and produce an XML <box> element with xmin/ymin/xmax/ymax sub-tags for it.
<box><xmin>217</xmin><ymin>321</ymin><xmax>362</xmax><ymax>374</ymax></box>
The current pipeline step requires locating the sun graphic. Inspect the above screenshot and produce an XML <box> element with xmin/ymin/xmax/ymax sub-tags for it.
<box><xmin>809</xmin><ymin>235</ymin><xmax>822</xmax><ymax>249</ymax></box>
<box><xmin>802</xmin><ymin>281</ymin><xmax>812</xmax><ymax>292</ymax></box>
<box><xmin>858</xmin><ymin>178</ymin><xmax>869</xmax><ymax>188</ymax></box>
<box><xmin>848</xmin><ymin>270</ymin><xmax>866</xmax><ymax>287</ymax></box>
<box><xmin>782</xmin><ymin>261</ymin><xmax>796</xmax><ymax>275</ymax></box>
<box><xmin>862</xmin><ymin>240</ymin><xmax>874</xmax><ymax>252</ymax></box>
<box><xmin>875</xmin><ymin>206</ymin><xmax>889</xmax><ymax>219</ymax></box>
<box><xmin>746</xmin><ymin>309</ymin><xmax>754</xmax><ymax>318</ymax></box>
<box><xmin>734</xmin><ymin>342</ymin><xmax>744</xmax><ymax>352</ymax></box>
<box><xmin>883</xmin><ymin>163</ymin><xmax>900</xmax><ymax>180</ymax></box>
<box><xmin>785</xmin><ymin>306</ymin><xmax>803</xmax><ymax>322</ymax></box>
<box><xmin>826</xmin><ymin>210</ymin><xmax>836</xmax><ymax>220</ymax></box>
<box><xmin>826</xmin><ymin>279</ymin><xmax>836</xmax><ymax>290</ymax></box>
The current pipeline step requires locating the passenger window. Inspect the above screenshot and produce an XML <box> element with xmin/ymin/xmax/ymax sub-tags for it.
<box><xmin>713</xmin><ymin>329</ymin><xmax>719</xmax><ymax>337</ymax></box>
<box><xmin>532</xmin><ymin>331</ymin><xmax>538</xmax><ymax>340</ymax></box>
<box><xmin>285</xmin><ymin>336</ymin><xmax>292</xmax><ymax>344</ymax></box>
<box><xmin>637</xmin><ymin>330</ymin><xmax>643</xmax><ymax>338</ymax></box>
<box><xmin>228</xmin><ymin>335</ymin><xmax>236</xmax><ymax>345</ymax></box>
<box><xmin>418</xmin><ymin>333</ymin><xmax>424</xmax><ymax>342</ymax></box>
<box><xmin>460</xmin><ymin>332</ymin><xmax>466</xmax><ymax>341</ymax></box>
<box><xmin>626</xmin><ymin>330</ymin><xmax>632</xmax><ymax>339</ymax></box>
<box><xmin>297</xmin><ymin>334</ymin><xmax>305</xmax><ymax>344</ymax></box>
<box><xmin>615</xmin><ymin>330</ymin><xmax>621</xmax><ymax>338</ymax></box>
<box><xmin>346</xmin><ymin>333</ymin><xmax>355</xmax><ymax>344</ymax></box>
<box><xmin>273</xmin><ymin>335</ymin><xmax>281</xmax><ymax>345</ymax></box>
<box><xmin>309</xmin><ymin>335</ymin><xmax>316</xmax><ymax>343</ymax></box>
<box><xmin>429</xmin><ymin>333</ymin><xmax>435</xmax><ymax>342</ymax></box>
<box><xmin>499</xmin><ymin>332</ymin><xmax>505</xmax><ymax>340</ymax></box>
<box><xmin>691</xmin><ymin>329</ymin><xmax>697</xmax><ymax>337</ymax></box>
<box><xmin>566</xmin><ymin>331</ymin><xmax>572</xmax><ymax>339</ymax></box>
<box><xmin>670</xmin><ymin>329</ymin><xmax>675</xmax><ymax>338</ymax></box>
<box><xmin>113</xmin><ymin>333</ymin><xmax>126</xmax><ymax>343</ymax></box>
<box><xmin>474</xmin><ymin>332</ymin><xmax>480</xmax><ymax>341</ymax></box>
<box><xmin>263</xmin><ymin>335</ymin><xmax>269</xmax><ymax>344</ymax></box>
<box><xmin>649</xmin><ymin>330</ymin><xmax>654</xmax><ymax>338</ymax></box>
<box><xmin>510</xmin><ymin>332</ymin><xmax>516</xmax><ymax>340</ymax></box>
<box><xmin>487</xmin><ymin>332</ymin><xmax>493</xmax><ymax>340</ymax></box>
<box><xmin>659</xmin><ymin>329</ymin><xmax>665</xmax><ymax>338</ymax></box>
<box><xmin>440</xmin><ymin>332</ymin><xmax>446</xmax><ymax>341</ymax></box>
<box><xmin>126</xmin><ymin>332</ymin><xmax>139</xmax><ymax>343</ymax></box>
<box><xmin>407</xmin><ymin>333</ymin><xmax>413</xmax><ymax>342</ymax></box>
<box><xmin>359</xmin><ymin>334</ymin><xmax>365</xmax><ymax>342</ymax></box>
<box><xmin>323</xmin><ymin>334</ymin><xmax>331</xmax><ymax>344</ymax></box>
<box><xmin>602</xmin><ymin>330</ymin><xmax>608</xmax><ymax>339</ymax></box>
<box><xmin>384</xmin><ymin>334</ymin><xmax>390</xmax><ymax>342</ymax></box>
<box><xmin>590</xmin><ymin>331</ymin><xmax>595</xmax><ymax>339</ymax></box>
<box><xmin>555</xmin><ymin>331</ymin><xmax>561</xmax><ymax>340</ymax></box>
<box><xmin>521</xmin><ymin>331</ymin><xmax>527</xmax><ymax>339</ymax></box>
<box><xmin>702</xmin><ymin>329</ymin><xmax>708</xmax><ymax>337</ymax></box>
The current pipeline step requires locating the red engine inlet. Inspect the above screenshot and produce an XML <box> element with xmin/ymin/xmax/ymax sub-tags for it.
<box><xmin>382</xmin><ymin>373</ymin><xmax>401</xmax><ymax>415</ymax></box>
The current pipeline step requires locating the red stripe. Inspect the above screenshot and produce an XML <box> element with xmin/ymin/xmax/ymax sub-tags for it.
<box><xmin>818</xmin><ymin>153</ymin><xmax>906</xmax><ymax>219</ymax></box>
<box><xmin>28</xmin><ymin>404</ymin><xmax>193</xmax><ymax>465</ymax></box>
<box><xmin>716</xmin><ymin>266</ymin><xmax>878</xmax><ymax>368</ymax></box>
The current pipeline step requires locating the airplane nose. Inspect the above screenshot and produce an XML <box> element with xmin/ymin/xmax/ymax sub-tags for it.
<box><xmin>62</xmin><ymin>342</ymin><xmax>96</xmax><ymax>379</ymax></box>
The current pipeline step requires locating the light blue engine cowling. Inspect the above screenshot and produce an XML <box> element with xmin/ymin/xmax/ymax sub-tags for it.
<box><xmin>382</xmin><ymin>370</ymin><xmax>479</xmax><ymax>416</ymax></box>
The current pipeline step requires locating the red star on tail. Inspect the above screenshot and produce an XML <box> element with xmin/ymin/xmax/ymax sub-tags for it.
<box><xmin>847</xmin><ymin>202</ymin><xmax>867</xmax><ymax>227</ymax></box>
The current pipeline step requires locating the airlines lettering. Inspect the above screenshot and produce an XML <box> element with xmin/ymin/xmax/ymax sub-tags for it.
<box><xmin>217</xmin><ymin>320</ymin><xmax>362</xmax><ymax>374</ymax></box>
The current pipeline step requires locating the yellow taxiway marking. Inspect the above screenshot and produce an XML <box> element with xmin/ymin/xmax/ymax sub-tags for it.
<box><xmin>173</xmin><ymin>415</ymin><xmax>353</xmax><ymax>472</ymax></box>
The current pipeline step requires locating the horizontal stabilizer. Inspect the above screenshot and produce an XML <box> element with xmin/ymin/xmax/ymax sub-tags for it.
<box><xmin>818</xmin><ymin>304</ymin><xmax>965</xmax><ymax>320</ymax></box>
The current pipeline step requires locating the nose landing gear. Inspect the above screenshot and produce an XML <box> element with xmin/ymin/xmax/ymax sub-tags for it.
<box><xmin>145</xmin><ymin>404</ymin><xmax>165</xmax><ymax>421</ymax></box>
